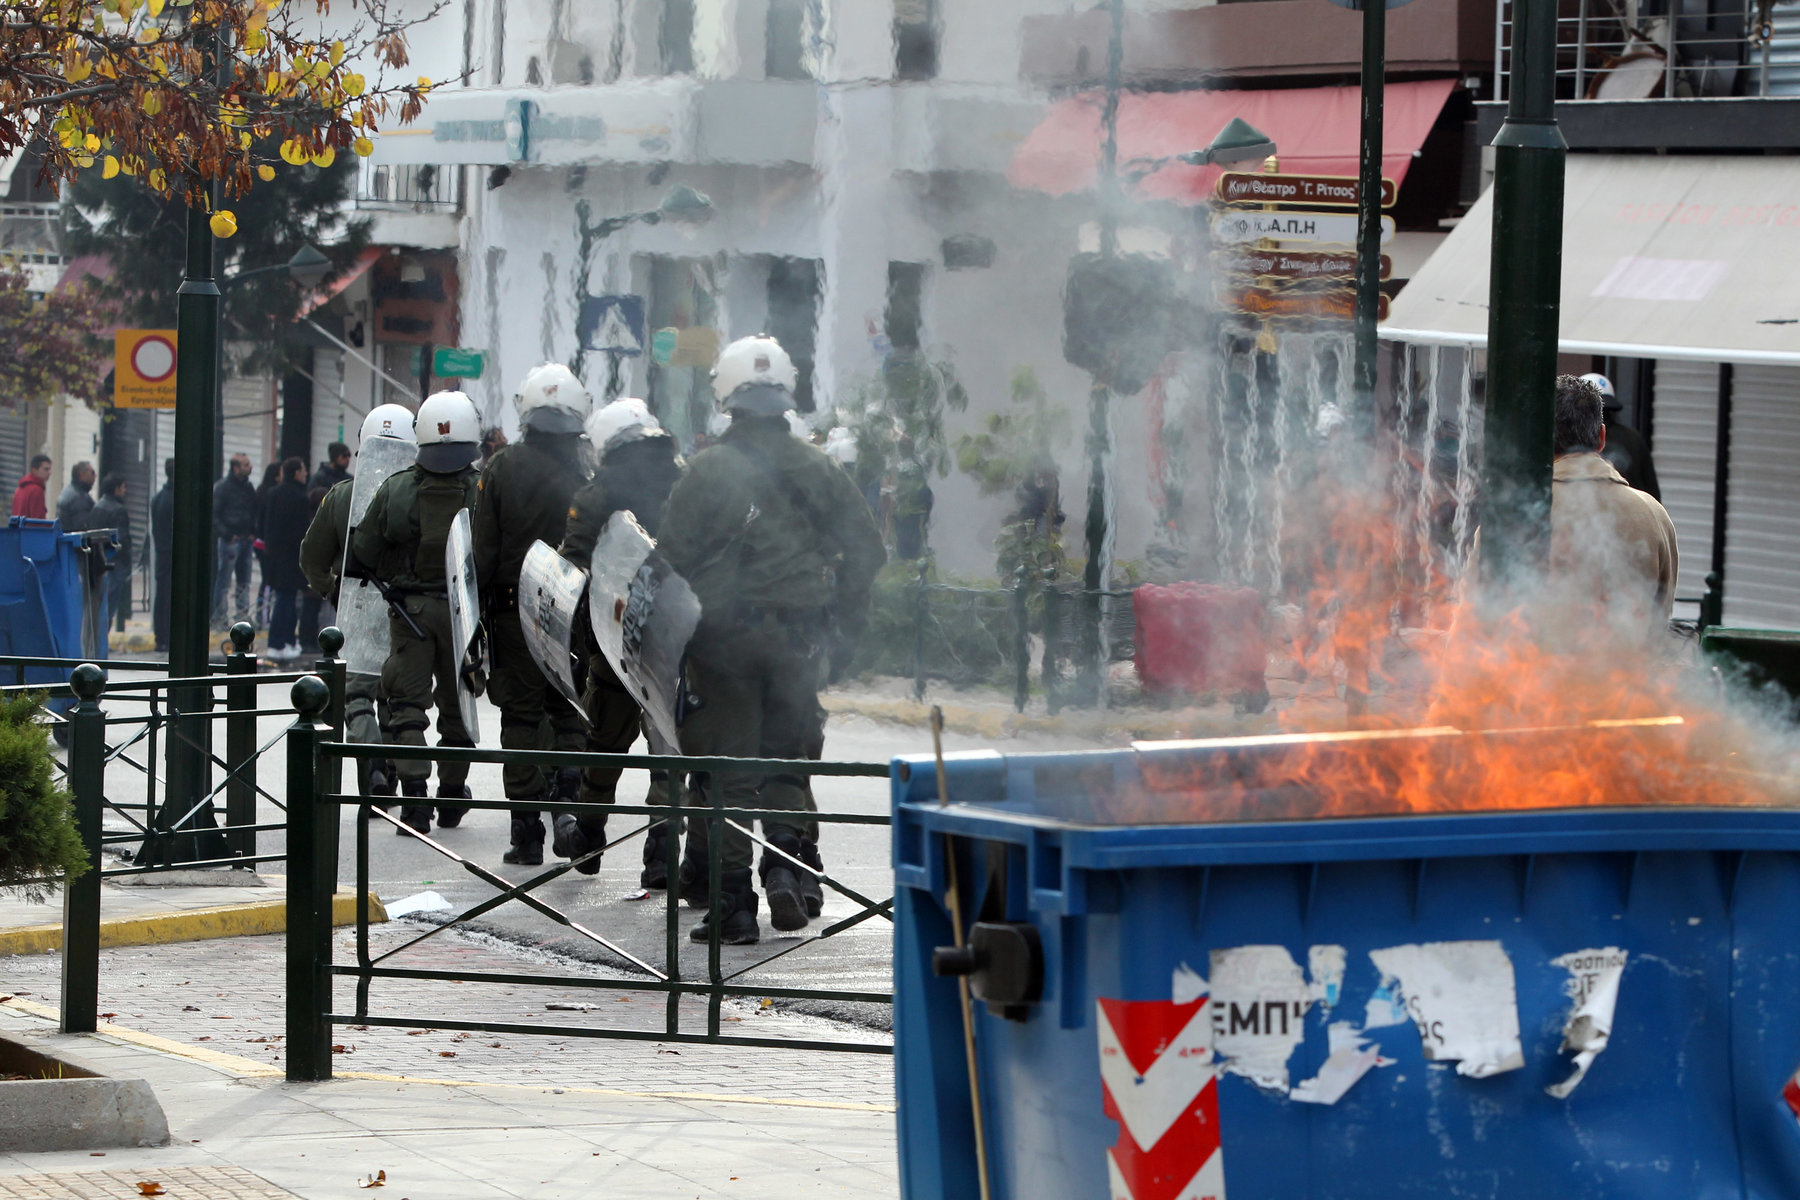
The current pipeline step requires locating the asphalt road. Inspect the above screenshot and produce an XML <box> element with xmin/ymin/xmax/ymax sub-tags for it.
<box><xmin>92</xmin><ymin>683</ymin><xmax>1083</xmax><ymax>1034</ymax></box>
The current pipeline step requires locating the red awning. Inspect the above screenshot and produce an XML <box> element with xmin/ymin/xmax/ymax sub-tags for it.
<box><xmin>1009</xmin><ymin>79</ymin><xmax>1457</xmax><ymax>206</ymax></box>
<box><xmin>298</xmin><ymin>246</ymin><xmax>383</xmax><ymax>318</ymax></box>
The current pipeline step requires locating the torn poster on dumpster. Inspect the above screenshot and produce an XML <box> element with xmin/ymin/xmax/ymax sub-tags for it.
<box><xmin>1368</xmin><ymin>941</ymin><xmax>1525</xmax><ymax>1078</ymax></box>
<box><xmin>1208</xmin><ymin>946</ymin><xmax>1313</xmax><ymax>1091</ymax></box>
<box><xmin>1290</xmin><ymin>1021</ymin><xmax>1392</xmax><ymax>1106</ymax></box>
<box><xmin>1546</xmin><ymin>947</ymin><xmax>1628</xmax><ymax>1098</ymax></box>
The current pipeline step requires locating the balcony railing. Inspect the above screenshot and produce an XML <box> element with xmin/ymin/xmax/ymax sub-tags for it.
<box><xmin>1496</xmin><ymin>0</ymin><xmax>1800</xmax><ymax>100</ymax></box>
<box><xmin>354</xmin><ymin>161</ymin><xmax>462</xmax><ymax>213</ymax></box>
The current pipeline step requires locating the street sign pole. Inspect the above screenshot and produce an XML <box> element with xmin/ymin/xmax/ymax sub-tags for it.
<box><xmin>1481</xmin><ymin>0</ymin><xmax>1566</xmax><ymax>581</ymax></box>
<box><xmin>1352</xmin><ymin>0</ymin><xmax>1387</xmax><ymax>436</ymax></box>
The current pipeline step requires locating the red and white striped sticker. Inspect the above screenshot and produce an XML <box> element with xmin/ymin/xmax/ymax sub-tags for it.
<box><xmin>1098</xmin><ymin>997</ymin><xmax>1226</xmax><ymax>1200</ymax></box>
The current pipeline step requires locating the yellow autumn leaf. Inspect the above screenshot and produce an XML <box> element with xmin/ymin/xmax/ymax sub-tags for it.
<box><xmin>280</xmin><ymin>139</ymin><xmax>309</xmax><ymax>166</ymax></box>
<box><xmin>417</xmin><ymin>76</ymin><xmax>433</xmax><ymax>93</ymax></box>
<box><xmin>147</xmin><ymin>0</ymin><xmax>163</xmax><ymax>13</ymax></box>
<box><xmin>71</xmin><ymin>152</ymin><xmax>93</xmax><ymax>168</ymax></box>
<box><xmin>310</xmin><ymin>146</ymin><xmax>336</xmax><ymax>168</ymax></box>
<box><xmin>148</xmin><ymin>168</ymin><xmax>167</xmax><ymax>191</ymax></box>
<box><xmin>142</xmin><ymin>91</ymin><xmax>162</xmax><ymax>116</ymax></box>
<box><xmin>330</xmin><ymin>40</ymin><xmax>345</xmax><ymax>66</ymax></box>
<box><xmin>137</xmin><ymin>25</ymin><xmax>159</xmax><ymax>43</ymax></box>
<box><xmin>245</xmin><ymin>27</ymin><xmax>266</xmax><ymax>51</ymax></box>
<box><xmin>240</xmin><ymin>131</ymin><xmax>252</xmax><ymax>149</ymax></box>
<box><xmin>352</xmin><ymin>136</ymin><xmax>373</xmax><ymax>158</ymax></box>
<box><xmin>66</xmin><ymin>57</ymin><xmax>92</xmax><ymax>83</ymax></box>
<box><xmin>102</xmin><ymin>155</ymin><xmax>119</xmax><ymax>179</ymax></box>
<box><xmin>342</xmin><ymin>73</ymin><xmax>365</xmax><ymax>97</ymax></box>
<box><xmin>257</xmin><ymin>164</ymin><xmax>275</xmax><ymax>182</ymax></box>
<box><xmin>84</xmin><ymin>133</ymin><xmax>99</xmax><ymax>152</ymax></box>
<box><xmin>209</xmin><ymin>210</ymin><xmax>238</xmax><ymax>239</ymax></box>
<box><xmin>120</xmin><ymin>157</ymin><xmax>139</xmax><ymax>176</ymax></box>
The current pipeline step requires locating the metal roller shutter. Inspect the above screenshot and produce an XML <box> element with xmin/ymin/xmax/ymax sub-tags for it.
<box><xmin>1650</xmin><ymin>359</ymin><xmax>1721</xmax><ymax>603</ymax></box>
<box><xmin>1723</xmin><ymin>365</ymin><xmax>1800</xmax><ymax>630</ymax></box>
<box><xmin>0</xmin><ymin>405</ymin><xmax>27</xmax><ymax>487</ymax></box>
<box><xmin>221</xmin><ymin>373</ymin><xmax>273</xmax><ymax>472</ymax></box>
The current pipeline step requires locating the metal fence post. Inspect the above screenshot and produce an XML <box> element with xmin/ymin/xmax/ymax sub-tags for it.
<box><xmin>314</xmin><ymin>626</ymin><xmax>348</xmax><ymax>801</ymax></box>
<box><xmin>60</xmin><ymin>664</ymin><xmax>107</xmax><ymax>1034</ymax></box>
<box><xmin>912</xmin><ymin>559</ymin><xmax>930</xmax><ymax>703</ymax></box>
<box><xmin>1012</xmin><ymin>565</ymin><xmax>1030</xmax><ymax>714</ymax></box>
<box><xmin>285</xmin><ymin>676</ymin><xmax>335</xmax><ymax>1082</ymax></box>
<box><xmin>224</xmin><ymin>623</ymin><xmax>257</xmax><ymax>859</ymax></box>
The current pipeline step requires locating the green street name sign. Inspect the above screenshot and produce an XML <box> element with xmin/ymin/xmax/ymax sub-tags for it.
<box><xmin>432</xmin><ymin>347</ymin><xmax>486</xmax><ymax>379</ymax></box>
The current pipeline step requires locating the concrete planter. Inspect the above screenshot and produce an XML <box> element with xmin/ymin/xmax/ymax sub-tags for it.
<box><xmin>0</xmin><ymin>1032</ymin><xmax>169</xmax><ymax>1151</ymax></box>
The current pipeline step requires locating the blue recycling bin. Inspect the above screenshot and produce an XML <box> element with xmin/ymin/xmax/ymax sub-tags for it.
<box><xmin>0</xmin><ymin>517</ymin><xmax>113</xmax><ymax>695</ymax></box>
<box><xmin>893</xmin><ymin>742</ymin><xmax>1800</xmax><ymax>1200</ymax></box>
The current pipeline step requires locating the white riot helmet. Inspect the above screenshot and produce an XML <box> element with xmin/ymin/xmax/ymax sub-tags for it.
<box><xmin>585</xmin><ymin>397</ymin><xmax>670</xmax><ymax>458</ymax></box>
<box><xmin>359</xmin><ymin>403</ymin><xmax>417</xmax><ymax>447</ymax></box>
<box><xmin>515</xmin><ymin>362</ymin><xmax>592</xmax><ymax>435</ymax></box>
<box><xmin>414</xmin><ymin>390</ymin><xmax>482</xmax><ymax>473</ymax></box>
<box><xmin>711</xmin><ymin>334</ymin><xmax>797</xmax><ymax>419</ymax></box>
<box><xmin>1578</xmin><ymin>371</ymin><xmax>1621</xmax><ymax>412</ymax></box>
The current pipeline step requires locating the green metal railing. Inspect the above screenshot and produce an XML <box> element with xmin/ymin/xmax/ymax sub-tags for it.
<box><xmin>904</xmin><ymin>560</ymin><xmax>1138</xmax><ymax>713</ymax></box>
<box><xmin>280</xmin><ymin>676</ymin><xmax>896</xmax><ymax>1083</ymax></box>
<box><xmin>45</xmin><ymin>629</ymin><xmax>348</xmax><ymax>1034</ymax></box>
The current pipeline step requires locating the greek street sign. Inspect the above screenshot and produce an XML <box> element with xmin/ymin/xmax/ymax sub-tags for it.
<box><xmin>1210</xmin><ymin>210</ymin><xmax>1395</xmax><ymax>247</ymax></box>
<box><xmin>1218</xmin><ymin>286</ymin><xmax>1391</xmax><ymax>322</ymax></box>
<box><xmin>1214</xmin><ymin>249</ymin><xmax>1392</xmax><ymax>282</ymax></box>
<box><xmin>1217</xmin><ymin>171</ymin><xmax>1397</xmax><ymax>208</ymax></box>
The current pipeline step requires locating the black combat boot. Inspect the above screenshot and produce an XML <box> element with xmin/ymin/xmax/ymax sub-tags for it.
<box><xmin>641</xmin><ymin>821</ymin><xmax>673</xmax><ymax>890</ymax></box>
<box><xmin>435</xmin><ymin>781</ymin><xmax>471</xmax><ymax>828</ymax></box>
<box><xmin>687</xmin><ymin>869</ymin><xmax>760</xmax><ymax>945</ymax></box>
<box><xmin>759</xmin><ymin>828</ymin><xmax>809</xmax><ymax>933</ymax></box>
<box><xmin>503</xmin><ymin>811</ymin><xmax>545</xmax><ymax>865</ymax></box>
<box><xmin>549</xmin><ymin>769</ymin><xmax>603</xmax><ymax>875</ymax></box>
<box><xmin>397</xmin><ymin>779</ymin><xmax>431</xmax><ymax>837</ymax></box>
<box><xmin>677</xmin><ymin>848</ymin><xmax>713</xmax><ymax>908</ymax></box>
<box><xmin>798</xmin><ymin>838</ymin><xmax>825</xmax><ymax>919</ymax></box>
<box><xmin>367</xmin><ymin>760</ymin><xmax>396</xmax><ymax>811</ymax></box>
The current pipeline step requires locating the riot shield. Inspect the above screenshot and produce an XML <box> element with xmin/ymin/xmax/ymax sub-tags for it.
<box><xmin>337</xmin><ymin>436</ymin><xmax>418</xmax><ymax>676</ymax></box>
<box><xmin>518</xmin><ymin>539</ymin><xmax>589</xmax><ymax>713</ymax></box>
<box><xmin>445</xmin><ymin>507</ymin><xmax>482</xmax><ymax>740</ymax></box>
<box><xmin>588</xmin><ymin>512</ymin><xmax>701</xmax><ymax>751</ymax></box>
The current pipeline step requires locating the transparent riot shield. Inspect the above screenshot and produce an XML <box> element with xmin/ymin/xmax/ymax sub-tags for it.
<box><xmin>588</xmin><ymin>512</ymin><xmax>700</xmax><ymax>751</ymax></box>
<box><xmin>518</xmin><ymin>539</ymin><xmax>589</xmax><ymax>713</ymax></box>
<box><xmin>445</xmin><ymin>508</ymin><xmax>482</xmax><ymax>740</ymax></box>
<box><xmin>337</xmin><ymin>436</ymin><xmax>418</xmax><ymax>676</ymax></box>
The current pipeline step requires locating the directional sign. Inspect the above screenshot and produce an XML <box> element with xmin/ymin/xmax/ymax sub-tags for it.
<box><xmin>1219</xmin><ymin>285</ymin><xmax>1390</xmax><ymax>322</ymax></box>
<box><xmin>1215</xmin><ymin>249</ymin><xmax>1392</xmax><ymax>282</ymax></box>
<box><xmin>113</xmin><ymin>329</ymin><xmax>178</xmax><ymax>409</ymax></box>
<box><xmin>1217</xmin><ymin>171</ymin><xmax>1397</xmax><ymax>209</ymax></box>
<box><xmin>1211</xmin><ymin>210</ymin><xmax>1394</xmax><ymax>247</ymax></box>
<box><xmin>577</xmin><ymin>293</ymin><xmax>646</xmax><ymax>357</ymax></box>
<box><xmin>431</xmin><ymin>346</ymin><xmax>486</xmax><ymax>379</ymax></box>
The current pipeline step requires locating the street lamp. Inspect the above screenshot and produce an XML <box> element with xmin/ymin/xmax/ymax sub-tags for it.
<box><xmin>1179</xmin><ymin>119</ymin><xmax>1279</xmax><ymax>168</ymax></box>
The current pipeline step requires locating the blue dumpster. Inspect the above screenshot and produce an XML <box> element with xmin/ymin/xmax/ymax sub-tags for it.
<box><xmin>894</xmin><ymin>741</ymin><xmax>1800</xmax><ymax>1200</ymax></box>
<box><xmin>0</xmin><ymin>517</ymin><xmax>113</xmax><ymax>690</ymax></box>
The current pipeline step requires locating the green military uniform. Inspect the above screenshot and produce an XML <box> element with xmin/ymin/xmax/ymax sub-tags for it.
<box><xmin>298</xmin><ymin>479</ymin><xmax>392</xmax><ymax>794</ymax></box>
<box><xmin>558</xmin><ymin>437</ymin><xmax>684</xmax><ymax>882</ymax></box>
<box><xmin>351</xmin><ymin>462</ymin><xmax>480</xmax><ymax>795</ymax></box>
<box><xmin>471</xmin><ymin>434</ymin><xmax>589</xmax><ymax>860</ymax></box>
<box><xmin>657</xmin><ymin>415</ymin><xmax>886</xmax><ymax>912</ymax></box>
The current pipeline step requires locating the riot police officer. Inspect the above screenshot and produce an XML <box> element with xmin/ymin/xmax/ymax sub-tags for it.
<box><xmin>558</xmin><ymin>397</ymin><xmax>685</xmax><ymax>883</ymax></box>
<box><xmin>473</xmin><ymin>364</ymin><xmax>593</xmax><ymax>867</ymax></box>
<box><xmin>657</xmin><ymin>336</ymin><xmax>886</xmax><ymax>945</ymax></box>
<box><xmin>299</xmin><ymin>403</ymin><xmax>416</xmax><ymax>803</ymax></box>
<box><xmin>351</xmin><ymin>391</ymin><xmax>484</xmax><ymax>836</ymax></box>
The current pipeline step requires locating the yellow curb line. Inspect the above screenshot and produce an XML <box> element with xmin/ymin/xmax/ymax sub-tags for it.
<box><xmin>0</xmin><ymin>891</ymin><xmax>386</xmax><ymax>957</ymax></box>
<box><xmin>0</xmin><ymin>1000</ymin><xmax>893</xmax><ymax>1113</ymax></box>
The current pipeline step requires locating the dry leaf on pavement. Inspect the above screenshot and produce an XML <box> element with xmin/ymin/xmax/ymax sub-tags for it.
<box><xmin>136</xmin><ymin>1184</ymin><xmax>166</xmax><ymax>1196</ymax></box>
<box><xmin>358</xmin><ymin>1170</ymin><xmax>388</xmax><ymax>1188</ymax></box>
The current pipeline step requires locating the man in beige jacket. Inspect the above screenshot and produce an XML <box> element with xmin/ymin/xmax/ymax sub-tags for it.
<box><xmin>1548</xmin><ymin>374</ymin><xmax>1679</xmax><ymax>646</ymax></box>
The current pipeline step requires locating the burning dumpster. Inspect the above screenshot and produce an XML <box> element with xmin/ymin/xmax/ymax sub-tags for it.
<box><xmin>892</xmin><ymin>726</ymin><xmax>1800</xmax><ymax>1200</ymax></box>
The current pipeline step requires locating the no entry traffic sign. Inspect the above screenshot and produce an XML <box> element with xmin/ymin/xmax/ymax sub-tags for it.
<box><xmin>114</xmin><ymin>329</ymin><xmax>178</xmax><ymax>409</ymax></box>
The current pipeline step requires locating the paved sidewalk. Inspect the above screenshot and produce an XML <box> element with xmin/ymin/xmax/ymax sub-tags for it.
<box><xmin>0</xmin><ymin>923</ymin><xmax>897</xmax><ymax>1199</ymax></box>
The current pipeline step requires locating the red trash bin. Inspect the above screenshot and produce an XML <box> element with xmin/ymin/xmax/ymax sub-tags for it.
<box><xmin>1133</xmin><ymin>582</ymin><xmax>1265</xmax><ymax>697</ymax></box>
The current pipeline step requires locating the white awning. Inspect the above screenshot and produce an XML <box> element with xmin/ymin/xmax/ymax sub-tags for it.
<box><xmin>1382</xmin><ymin>155</ymin><xmax>1800</xmax><ymax>367</ymax></box>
